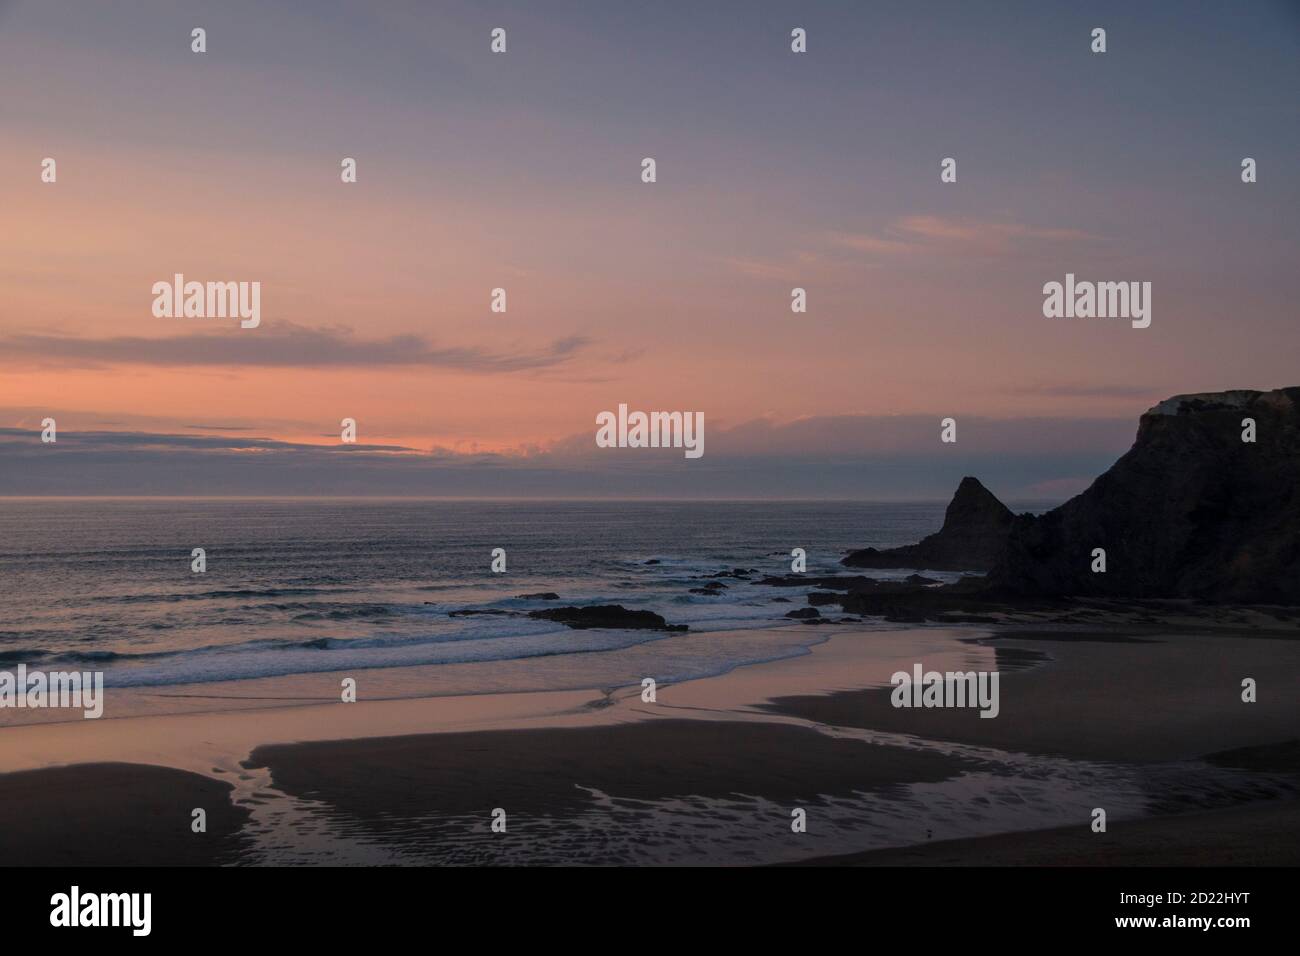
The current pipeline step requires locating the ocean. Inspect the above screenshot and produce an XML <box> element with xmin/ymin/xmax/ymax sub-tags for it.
<box><xmin>0</xmin><ymin>498</ymin><xmax>981</xmax><ymax>691</ymax></box>
<box><xmin>5</xmin><ymin>498</ymin><xmax>1295</xmax><ymax>866</ymax></box>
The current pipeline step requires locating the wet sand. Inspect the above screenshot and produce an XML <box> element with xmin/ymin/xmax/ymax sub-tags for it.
<box><xmin>245</xmin><ymin>720</ymin><xmax>978</xmax><ymax>847</ymax></box>
<box><xmin>762</xmin><ymin>632</ymin><xmax>1300</xmax><ymax>762</ymax></box>
<box><xmin>1</xmin><ymin>625</ymin><xmax>1296</xmax><ymax>865</ymax></box>
<box><xmin>248</xmin><ymin>719</ymin><xmax>975</xmax><ymax>813</ymax></box>
<box><xmin>0</xmin><ymin>763</ymin><xmax>251</xmax><ymax>866</ymax></box>
<box><xmin>792</xmin><ymin>798</ymin><xmax>1300</xmax><ymax>866</ymax></box>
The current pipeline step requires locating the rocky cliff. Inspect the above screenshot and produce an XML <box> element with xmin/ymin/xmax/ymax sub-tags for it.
<box><xmin>837</xmin><ymin>387</ymin><xmax>1299</xmax><ymax>605</ymax></box>
<box><xmin>988</xmin><ymin>388</ymin><xmax>1300</xmax><ymax>603</ymax></box>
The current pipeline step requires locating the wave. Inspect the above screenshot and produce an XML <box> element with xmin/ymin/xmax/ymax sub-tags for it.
<box><xmin>96</xmin><ymin>623</ymin><xmax>666</xmax><ymax>688</ymax></box>
<box><xmin>96</xmin><ymin>586</ymin><xmax>351</xmax><ymax>605</ymax></box>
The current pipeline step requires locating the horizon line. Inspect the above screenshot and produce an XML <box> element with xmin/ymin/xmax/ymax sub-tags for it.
<box><xmin>0</xmin><ymin>494</ymin><xmax>1066</xmax><ymax>504</ymax></box>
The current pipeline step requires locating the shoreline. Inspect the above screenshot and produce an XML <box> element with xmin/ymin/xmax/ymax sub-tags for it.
<box><xmin>1</xmin><ymin>623</ymin><xmax>1296</xmax><ymax>865</ymax></box>
<box><xmin>0</xmin><ymin>624</ymin><xmax>967</xmax><ymax>777</ymax></box>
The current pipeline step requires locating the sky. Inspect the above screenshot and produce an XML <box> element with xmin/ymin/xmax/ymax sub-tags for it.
<box><xmin>2</xmin><ymin>0</ymin><xmax>1297</xmax><ymax>498</ymax></box>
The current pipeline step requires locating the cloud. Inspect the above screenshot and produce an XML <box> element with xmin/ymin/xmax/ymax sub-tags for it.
<box><xmin>0</xmin><ymin>427</ymin><xmax>416</xmax><ymax>454</ymax></box>
<box><xmin>723</xmin><ymin>256</ymin><xmax>805</xmax><ymax>281</ymax></box>
<box><xmin>1009</xmin><ymin>383</ymin><xmax>1160</xmax><ymax>400</ymax></box>
<box><xmin>829</xmin><ymin>215</ymin><xmax>1104</xmax><ymax>260</ymax></box>
<box><xmin>0</xmin><ymin>405</ymin><xmax>330</xmax><ymax>436</ymax></box>
<box><xmin>898</xmin><ymin>215</ymin><xmax>1099</xmax><ymax>246</ymax></box>
<box><xmin>826</xmin><ymin>232</ymin><xmax>917</xmax><ymax>256</ymax></box>
<box><xmin>0</xmin><ymin>322</ymin><xmax>592</xmax><ymax>372</ymax></box>
<box><xmin>0</xmin><ymin>413</ymin><xmax>1137</xmax><ymax>500</ymax></box>
<box><xmin>721</xmin><ymin>249</ymin><xmax>831</xmax><ymax>281</ymax></box>
<box><xmin>733</xmin><ymin>216</ymin><xmax>1107</xmax><ymax>280</ymax></box>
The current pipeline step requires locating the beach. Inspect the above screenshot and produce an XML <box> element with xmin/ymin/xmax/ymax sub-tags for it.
<box><xmin>2</xmin><ymin>623</ymin><xmax>1296</xmax><ymax>866</ymax></box>
<box><xmin>794</xmin><ymin>799</ymin><xmax>1300</xmax><ymax>866</ymax></box>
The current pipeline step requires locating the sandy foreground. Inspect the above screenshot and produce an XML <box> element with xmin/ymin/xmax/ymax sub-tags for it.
<box><xmin>0</xmin><ymin>624</ymin><xmax>1296</xmax><ymax>865</ymax></box>
<box><xmin>789</xmin><ymin>799</ymin><xmax>1300</xmax><ymax>866</ymax></box>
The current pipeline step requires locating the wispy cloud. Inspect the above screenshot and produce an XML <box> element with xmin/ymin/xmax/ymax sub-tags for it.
<box><xmin>721</xmin><ymin>251</ymin><xmax>827</xmax><ymax>282</ymax></box>
<box><xmin>829</xmin><ymin>215</ymin><xmax>1104</xmax><ymax>260</ymax></box>
<box><xmin>731</xmin><ymin>214</ymin><xmax>1107</xmax><ymax>280</ymax></box>
<box><xmin>1009</xmin><ymin>383</ymin><xmax>1160</xmax><ymax>400</ymax></box>
<box><xmin>0</xmin><ymin>323</ymin><xmax>592</xmax><ymax>372</ymax></box>
<box><xmin>826</xmin><ymin>232</ymin><xmax>917</xmax><ymax>256</ymax></box>
<box><xmin>0</xmin><ymin>427</ymin><xmax>417</xmax><ymax>454</ymax></box>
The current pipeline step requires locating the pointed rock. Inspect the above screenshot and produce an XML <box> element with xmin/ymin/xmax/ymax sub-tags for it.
<box><xmin>842</xmin><ymin>477</ymin><xmax>1014</xmax><ymax>572</ymax></box>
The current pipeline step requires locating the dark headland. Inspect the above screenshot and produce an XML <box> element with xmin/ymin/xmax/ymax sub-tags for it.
<box><xmin>824</xmin><ymin>387</ymin><xmax>1300</xmax><ymax>622</ymax></box>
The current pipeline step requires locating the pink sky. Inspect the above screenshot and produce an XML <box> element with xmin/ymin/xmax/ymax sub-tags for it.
<box><xmin>2</xmin><ymin>0</ymin><xmax>1296</xmax><ymax>495</ymax></box>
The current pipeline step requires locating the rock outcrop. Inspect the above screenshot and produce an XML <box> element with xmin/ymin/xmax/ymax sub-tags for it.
<box><xmin>831</xmin><ymin>387</ymin><xmax>1300</xmax><ymax>606</ymax></box>
<box><xmin>528</xmin><ymin>605</ymin><xmax>688</xmax><ymax>631</ymax></box>
<box><xmin>989</xmin><ymin>388</ymin><xmax>1300</xmax><ymax>603</ymax></box>
<box><xmin>842</xmin><ymin>476</ymin><xmax>1014</xmax><ymax>572</ymax></box>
